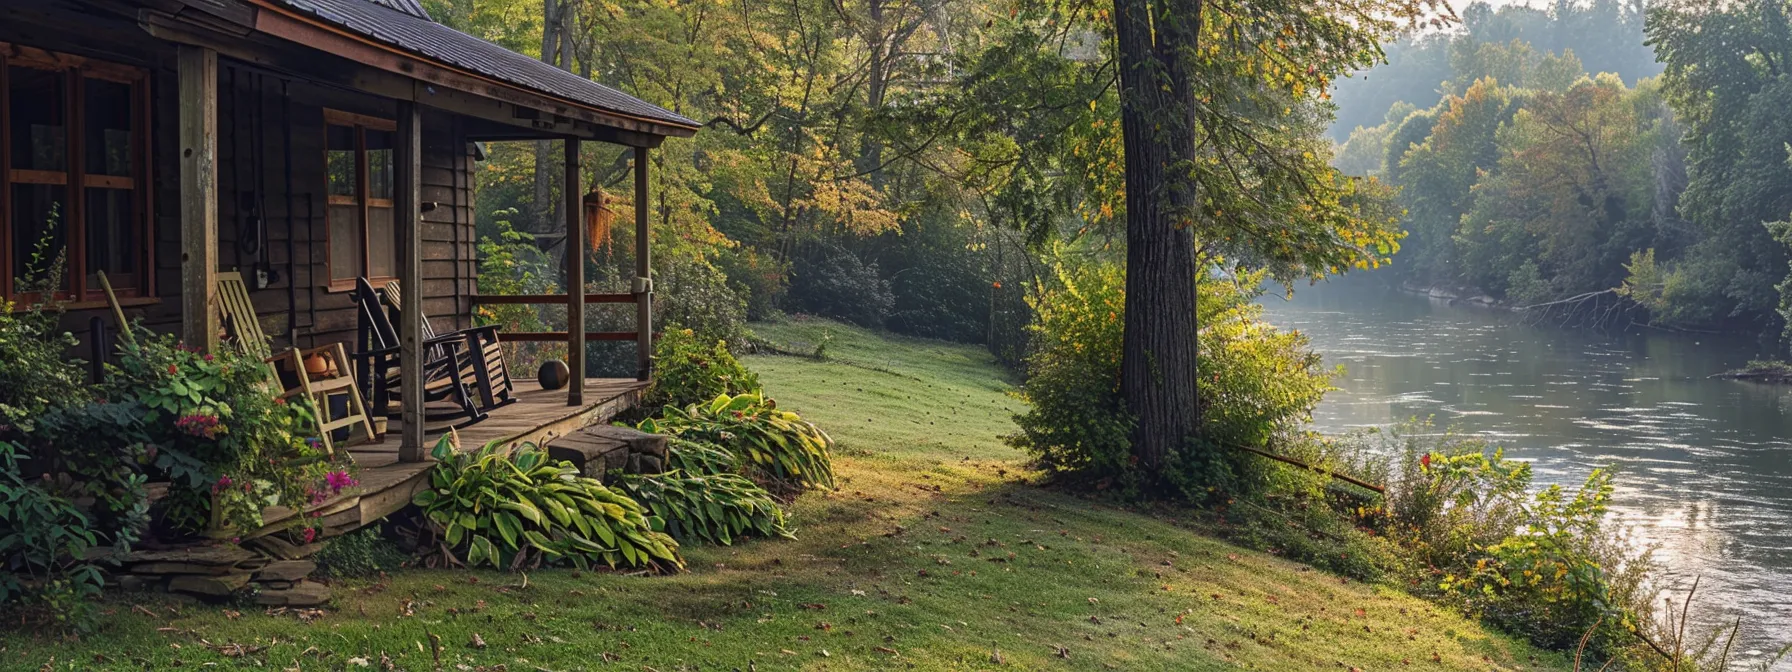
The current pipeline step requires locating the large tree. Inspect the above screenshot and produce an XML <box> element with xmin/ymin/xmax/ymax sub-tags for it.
<box><xmin>1110</xmin><ymin>0</ymin><xmax>1433</xmax><ymax>479</ymax></box>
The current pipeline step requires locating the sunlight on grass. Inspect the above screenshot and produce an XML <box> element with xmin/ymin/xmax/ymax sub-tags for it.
<box><xmin>7</xmin><ymin>319</ymin><xmax>1566</xmax><ymax>671</ymax></box>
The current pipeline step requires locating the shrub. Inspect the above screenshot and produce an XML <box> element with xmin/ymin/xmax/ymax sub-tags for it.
<box><xmin>616</xmin><ymin>471</ymin><xmax>791</xmax><ymax>545</ymax></box>
<box><xmin>716</xmin><ymin>246</ymin><xmax>788</xmax><ymax>321</ymax></box>
<box><xmin>411</xmin><ymin>435</ymin><xmax>682</xmax><ymax>572</ymax></box>
<box><xmin>789</xmin><ymin>247</ymin><xmax>893</xmax><ymax>327</ymax></box>
<box><xmin>312</xmin><ymin>527</ymin><xmax>409</xmax><ymax>579</ymax></box>
<box><xmin>663</xmin><ymin>438</ymin><xmax>741</xmax><ymax>476</ymax></box>
<box><xmin>0</xmin><ymin>441</ymin><xmax>139</xmax><ymax>631</ymax></box>
<box><xmin>1006</xmin><ymin>260</ymin><xmax>1133</xmax><ymax>483</ymax></box>
<box><xmin>655</xmin><ymin>257</ymin><xmax>748</xmax><ymax>345</ymax></box>
<box><xmin>103</xmin><ymin>331</ymin><xmax>342</xmax><ymax>537</ymax></box>
<box><xmin>643</xmin><ymin>327</ymin><xmax>761</xmax><ymax>410</ymax></box>
<box><xmin>640</xmin><ymin>393</ymin><xmax>835</xmax><ymax>492</ymax></box>
<box><xmin>1009</xmin><ymin>256</ymin><xmax>1329</xmax><ymax>498</ymax></box>
<box><xmin>0</xmin><ymin>295</ymin><xmax>83</xmax><ymax>430</ymax></box>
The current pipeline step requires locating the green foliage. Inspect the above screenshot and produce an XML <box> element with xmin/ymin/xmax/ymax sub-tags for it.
<box><xmin>655</xmin><ymin>258</ymin><xmax>748</xmax><ymax>345</ymax></box>
<box><xmin>411</xmin><ymin>436</ymin><xmax>683</xmax><ymax>572</ymax></box>
<box><xmin>643</xmin><ymin>328</ymin><xmax>761</xmax><ymax>411</ymax></box>
<box><xmin>312</xmin><ymin>527</ymin><xmax>410</xmax><ymax>579</ymax></box>
<box><xmin>640</xmin><ymin>393</ymin><xmax>835</xmax><ymax>492</ymax></box>
<box><xmin>662</xmin><ymin>438</ymin><xmax>742</xmax><ymax>476</ymax></box>
<box><xmin>616</xmin><ymin>470</ymin><xmax>791</xmax><ymax>545</ymax></box>
<box><xmin>0</xmin><ymin>441</ymin><xmax>133</xmax><ymax>632</ymax></box>
<box><xmin>0</xmin><ymin>299</ymin><xmax>83</xmax><ymax>431</ymax></box>
<box><xmin>475</xmin><ymin>212</ymin><xmax>563</xmax><ymax>374</ymax></box>
<box><xmin>788</xmin><ymin>248</ymin><xmax>893</xmax><ymax>328</ymax></box>
<box><xmin>1006</xmin><ymin>258</ymin><xmax>1132</xmax><ymax>481</ymax></box>
<box><xmin>103</xmin><ymin>331</ymin><xmax>338</xmax><ymax>537</ymax></box>
<box><xmin>1009</xmin><ymin>255</ymin><xmax>1331</xmax><ymax>499</ymax></box>
<box><xmin>715</xmin><ymin>247</ymin><xmax>788</xmax><ymax>322</ymax></box>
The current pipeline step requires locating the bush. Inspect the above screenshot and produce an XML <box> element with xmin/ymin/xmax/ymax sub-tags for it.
<box><xmin>0</xmin><ymin>295</ymin><xmax>83</xmax><ymax>430</ymax></box>
<box><xmin>1008</xmin><ymin>257</ymin><xmax>1329</xmax><ymax>498</ymax></box>
<box><xmin>642</xmin><ymin>327</ymin><xmax>761</xmax><ymax>410</ymax></box>
<box><xmin>616</xmin><ymin>471</ymin><xmax>790</xmax><ymax>545</ymax></box>
<box><xmin>103</xmin><ymin>331</ymin><xmax>344</xmax><ymax>537</ymax></box>
<box><xmin>663</xmin><ymin>438</ymin><xmax>742</xmax><ymax>476</ymax></box>
<box><xmin>0</xmin><ymin>441</ymin><xmax>136</xmax><ymax>631</ymax></box>
<box><xmin>656</xmin><ymin>257</ymin><xmax>748</xmax><ymax>345</ymax></box>
<box><xmin>788</xmin><ymin>247</ymin><xmax>893</xmax><ymax>327</ymax></box>
<box><xmin>716</xmin><ymin>246</ymin><xmax>788</xmax><ymax>321</ymax></box>
<box><xmin>312</xmin><ymin>527</ymin><xmax>409</xmax><ymax>578</ymax></box>
<box><xmin>411</xmin><ymin>435</ymin><xmax>682</xmax><ymax>572</ymax></box>
<box><xmin>640</xmin><ymin>393</ymin><xmax>835</xmax><ymax>492</ymax></box>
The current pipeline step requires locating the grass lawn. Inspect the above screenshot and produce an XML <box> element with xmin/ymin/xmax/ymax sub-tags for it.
<box><xmin>5</xmin><ymin>318</ymin><xmax>1568</xmax><ymax>671</ymax></box>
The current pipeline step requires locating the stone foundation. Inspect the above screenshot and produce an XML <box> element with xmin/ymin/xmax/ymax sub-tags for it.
<box><xmin>108</xmin><ymin>542</ymin><xmax>331</xmax><ymax>607</ymax></box>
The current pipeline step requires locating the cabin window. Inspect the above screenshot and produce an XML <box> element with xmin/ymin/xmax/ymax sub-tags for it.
<box><xmin>324</xmin><ymin>109</ymin><xmax>397</xmax><ymax>289</ymax></box>
<box><xmin>0</xmin><ymin>44</ymin><xmax>151</xmax><ymax>302</ymax></box>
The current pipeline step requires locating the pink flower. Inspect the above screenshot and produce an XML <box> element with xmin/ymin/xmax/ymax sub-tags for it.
<box><xmin>324</xmin><ymin>470</ymin><xmax>359</xmax><ymax>494</ymax></box>
<box><xmin>302</xmin><ymin>528</ymin><xmax>317</xmax><ymax>544</ymax></box>
<box><xmin>203</xmin><ymin>353</ymin><xmax>214</xmax><ymax>362</ymax></box>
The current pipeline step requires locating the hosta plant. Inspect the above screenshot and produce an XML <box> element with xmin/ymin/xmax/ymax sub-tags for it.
<box><xmin>412</xmin><ymin>434</ymin><xmax>683</xmax><ymax>572</ymax></box>
<box><xmin>640</xmin><ymin>393</ymin><xmax>836</xmax><ymax>491</ymax></box>
<box><xmin>663</xmin><ymin>438</ymin><xmax>741</xmax><ymax>476</ymax></box>
<box><xmin>616</xmin><ymin>471</ymin><xmax>791</xmax><ymax>545</ymax></box>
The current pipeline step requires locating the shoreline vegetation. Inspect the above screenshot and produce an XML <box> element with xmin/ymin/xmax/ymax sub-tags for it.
<box><xmin>3</xmin><ymin>320</ymin><xmax>1573</xmax><ymax>671</ymax></box>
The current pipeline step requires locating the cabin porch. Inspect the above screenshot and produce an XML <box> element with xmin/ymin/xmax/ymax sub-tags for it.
<box><xmin>237</xmin><ymin>378</ymin><xmax>648</xmax><ymax>543</ymax></box>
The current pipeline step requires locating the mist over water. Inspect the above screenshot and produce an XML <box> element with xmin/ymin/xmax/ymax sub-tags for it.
<box><xmin>1260</xmin><ymin>277</ymin><xmax>1792</xmax><ymax>664</ymax></box>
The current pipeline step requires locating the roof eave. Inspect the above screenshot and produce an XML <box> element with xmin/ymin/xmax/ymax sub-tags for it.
<box><xmin>246</xmin><ymin>0</ymin><xmax>700</xmax><ymax>141</ymax></box>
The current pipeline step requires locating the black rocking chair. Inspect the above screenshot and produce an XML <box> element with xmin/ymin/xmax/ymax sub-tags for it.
<box><xmin>350</xmin><ymin>277</ymin><xmax>486</xmax><ymax>427</ymax></box>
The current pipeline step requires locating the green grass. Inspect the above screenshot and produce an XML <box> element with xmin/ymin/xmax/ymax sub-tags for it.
<box><xmin>5</xmin><ymin>318</ymin><xmax>1568</xmax><ymax>671</ymax></box>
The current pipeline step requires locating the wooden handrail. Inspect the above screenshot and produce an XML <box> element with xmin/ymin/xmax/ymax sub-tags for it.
<box><xmin>497</xmin><ymin>331</ymin><xmax>658</xmax><ymax>342</ymax></box>
<box><xmin>474</xmin><ymin>293</ymin><xmax>636</xmax><ymax>305</ymax></box>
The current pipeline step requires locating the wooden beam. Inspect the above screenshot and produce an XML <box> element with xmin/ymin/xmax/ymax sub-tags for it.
<box><xmin>472</xmin><ymin>293</ymin><xmax>634</xmax><ymax>305</ymax></box>
<box><xmin>497</xmin><ymin>331</ymin><xmax>649</xmax><ymax>342</ymax></box>
<box><xmin>178</xmin><ymin>45</ymin><xmax>219</xmax><ymax>352</ymax></box>
<box><xmin>634</xmin><ymin>146</ymin><xmax>652</xmax><ymax>381</ymax></box>
<box><xmin>565</xmin><ymin>138</ymin><xmax>585</xmax><ymax>406</ymax></box>
<box><xmin>396</xmin><ymin>101</ymin><xmax>425</xmax><ymax>462</ymax></box>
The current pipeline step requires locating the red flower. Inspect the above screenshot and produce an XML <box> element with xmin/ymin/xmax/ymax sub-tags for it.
<box><xmin>1420</xmin><ymin>453</ymin><xmax>1433</xmax><ymax>470</ymax></box>
<box><xmin>168</xmin><ymin>364</ymin><xmax>179</xmax><ymax>375</ymax></box>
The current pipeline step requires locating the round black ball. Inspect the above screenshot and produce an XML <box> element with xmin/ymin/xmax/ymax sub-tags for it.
<box><xmin>538</xmin><ymin>359</ymin><xmax>571</xmax><ymax>390</ymax></box>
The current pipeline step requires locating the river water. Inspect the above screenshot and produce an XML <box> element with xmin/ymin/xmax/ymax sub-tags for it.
<box><xmin>1258</xmin><ymin>278</ymin><xmax>1792</xmax><ymax>662</ymax></box>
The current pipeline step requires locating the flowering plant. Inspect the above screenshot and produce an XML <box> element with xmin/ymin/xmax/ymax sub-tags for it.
<box><xmin>104</xmin><ymin>330</ymin><xmax>349</xmax><ymax>537</ymax></box>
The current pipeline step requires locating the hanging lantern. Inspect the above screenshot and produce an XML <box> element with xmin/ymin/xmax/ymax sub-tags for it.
<box><xmin>582</xmin><ymin>185</ymin><xmax>614</xmax><ymax>252</ymax></box>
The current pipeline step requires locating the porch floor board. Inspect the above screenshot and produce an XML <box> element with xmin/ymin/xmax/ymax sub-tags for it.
<box><xmin>245</xmin><ymin>378</ymin><xmax>648</xmax><ymax>541</ymax></box>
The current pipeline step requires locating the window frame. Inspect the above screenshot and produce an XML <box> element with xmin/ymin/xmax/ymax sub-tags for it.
<box><xmin>0</xmin><ymin>42</ymin><xmax>154</xmax><ymax>304</ymax></box>
<box><xmin>323</xmin><ymin>108</ymin><xmax>398</xmax><ymax>292</ymax></box>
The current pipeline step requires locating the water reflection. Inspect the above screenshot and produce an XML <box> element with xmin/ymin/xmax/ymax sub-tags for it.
<box><xmin>1260</xmin><ymin>278</ymin><xmax>1792</xmax><ymax>663</ymax></box>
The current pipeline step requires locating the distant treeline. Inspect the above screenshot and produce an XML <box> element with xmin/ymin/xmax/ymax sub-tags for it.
<box><xmin>1332</xmin><ymin>0</ymin><xmax>1792</xmax><ymax>342</ymax></box>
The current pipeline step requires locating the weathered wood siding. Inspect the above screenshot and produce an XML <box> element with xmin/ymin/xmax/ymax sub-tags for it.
<box><xmin>0</xmin><ymin>4</ymin><xmax>480</xmax><ymax>355</ymax></box>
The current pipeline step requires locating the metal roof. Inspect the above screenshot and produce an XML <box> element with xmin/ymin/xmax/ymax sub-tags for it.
<box><xmin>276</xmin><ymin>0</ymin><xmax>700</xmax><ymax>131</ymax></box>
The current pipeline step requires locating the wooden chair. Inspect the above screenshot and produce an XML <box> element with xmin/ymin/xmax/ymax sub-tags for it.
<box><xmin>216</xmin><ymin>271</ymin><xmax>377</xmax><ymax>456</ymax></box>
<box><xmin>381</xmin><ymin>280</ymin><xmax>517</xmax><ymax>411</ymax></box>
<box><xmin>349</xmin><ymin>277</ymin><xmax>487</xmax><ymax>427</ymax></box>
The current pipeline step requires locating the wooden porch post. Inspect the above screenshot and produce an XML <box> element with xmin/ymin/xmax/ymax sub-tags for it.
<box><xmin>565</xmin><ymin>138</ymin><xmax>585</xmax><ymax>405</ymax></box>
<box><xmin>178</xmin><ymin>46</ymin><xmax>219</xmax><ymax>352</ymax></box>
<box><xmin>396</xmin><ymin>102</ymin><xmax>426</xmax><ymax>462</ymax></box>
<box><xmin>634</xmin><ymin>146</ymin><xmax>652</xmax><ymax>381</ymax></box>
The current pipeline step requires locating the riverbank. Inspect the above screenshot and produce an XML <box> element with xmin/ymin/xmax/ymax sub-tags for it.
<box><xmin>2</xmin><ymin>319</ymin><xmax>1567</xmax><ymax>671</ymax></box>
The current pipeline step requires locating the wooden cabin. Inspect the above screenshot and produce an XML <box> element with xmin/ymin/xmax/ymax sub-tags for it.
<box><xmin>2</xmin><ymin>0</ymin><xmax>697</xmax><ymax>533</ymax></box>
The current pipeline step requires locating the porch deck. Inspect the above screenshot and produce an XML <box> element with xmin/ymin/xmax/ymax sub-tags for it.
<box><xmin>242</xmin><ymin>378</ymin><xmax>648</xmax><ymax>542</ymax></box>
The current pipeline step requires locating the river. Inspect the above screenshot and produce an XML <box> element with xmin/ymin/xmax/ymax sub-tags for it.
<box><xmin>1259</xmin><ymin>278</ymin><xmax>1792</xmax><ymax>664</ymax></box>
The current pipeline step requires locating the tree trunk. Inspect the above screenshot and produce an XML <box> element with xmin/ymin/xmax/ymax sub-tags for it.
<box><xmin>1114</xmin><ymin>0</ymin><xmax>1200</xmax><ymax>477</ymax></box>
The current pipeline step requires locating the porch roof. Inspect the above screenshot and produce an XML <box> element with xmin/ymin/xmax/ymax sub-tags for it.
<box><xmin>265</xmin><ymin>0</ymin><xmax>699</xmax><ymax>135</ymax></box>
